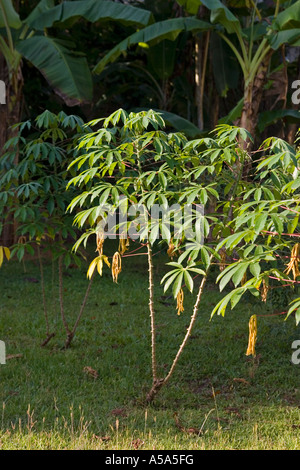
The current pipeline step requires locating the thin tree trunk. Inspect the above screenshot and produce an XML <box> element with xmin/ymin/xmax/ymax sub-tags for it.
<box><xmin>37</xmin><ymin>245</ymin><xmax>56</xmax><ymax>347</ymax></box>
<box><xmin>239</xmin><ymin>49</ymin><xmax>273</xmax><ymax>179</ymax></box>
<box><xmin>240</xmin><ymin>50</ymin><xmax>273</xmax><ymax>143</ymax></box>
<box><xmin>58</xmin><ymin>255</ymin><xmax>71</xmax><ymax>341</ymax></box>
<box><xmin>195</xmin><ymin>32</ymin><xmax>210</xmax><ymax>131</ymax></box>
<box><xmin>64</xmin><ymin>271</ymin><xmax>95</xmax><ymax>349</ymax></box>
<box><xmin>0</xmin><ymin>55</ymin><xmax>23</xmax><ymax>246</ymax></box>
<box><xmin>147</xmin><ymin>242</ymin><xmax>157</xmax><ymax>384</ymax></box>
<box><xmin>146</xmin><ymin>267</ymin><xmax>210</xmax><ymax>403</ymax></box>
<box><xmin>286</xmin><ymin>55</ymin><xmax>300</xmax><ymax>145</ymax></box>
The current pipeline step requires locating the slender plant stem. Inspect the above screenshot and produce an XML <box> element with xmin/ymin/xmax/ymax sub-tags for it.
<box><xmin>58</xmin><ymin>255</ymin><xmax>71</xmax><ymax>336</ymax></box>
<box><xmin>195</xmin><ymin>36</ymin><xmax>202</xmax><ymax>130</ymax></box>
<box><xmin>247</xmin><ymin>41</ymin><xmax>271</xmax><ymax>87</ymax></box>
<box><xmin>217</xmin><ymin>32</ymin><xmax>247</xmax><ymax>79</ymax></box>
<box><xmin>147</xmin><ymin>242</ymin><xmax>157</xmax><ymax>383</ymax></box>
<box><xmin>37</xmin><ymin>244</ymin><xmax>50</xmax><ymax>337</ymax></box>
<box><xmin>163</xmin><ymin>269</ymin><xmax>209</xmax><ymax>385</ymax></box>
<box><xmin>195</xmin><ymin>31</ymin><xmax>210</xmax><ymax>130</ymax></box>
<box><xmin>146</xmin><ymin>258</ymin><xmax>212</xmax><ymax>402</ymax></box>
<box><xmin>274</xmin><ymin>0</ymin><xmax>280</xmax><ymax>17</ymax></box>
<box><xmin>0</xmin><ymin>0</ymin><xmax>14</xmax><ymax>54</ymax></box>
<box><xmin>135</xmin><ymin>143</ymin><xmax>158</xmax><ymax>384</ymax></box>
<box><xmin>64</xmin><ymin>271</ymin><xmax>95</xmax><ymax>348</ymax></box>
<box><xmin>234</xmin><ymin>25</ymin><xmax>250</xmax><ymax>72</ymax></box>
<box><xmin>250</xmin><ymin>0</ymin><xmax>262</xmax><ymax>21</ymax></box>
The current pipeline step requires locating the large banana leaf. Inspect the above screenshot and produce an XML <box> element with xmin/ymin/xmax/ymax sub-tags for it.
<box><xmin>199</xmin><ymin>0</ymin><xmax>241</xmax><ymax>34</ymax></box>
<box><xmin>175</xmin><ymin>0</ymin><xmax>200</xmax><ymax>14</ymax></box>
<box><xmin>28</xmin><ymin>0</ymin><xmax>154</xmax><ymax>30</ymax></box>
<box><xmin>269</xmin><ymin>29</ymin><xmax>300</xmax><ymax>50</ymax></box>
<box><xmin>210</xmin><ymin>32</ymin><xmax>240</xmax><ymax>97</ymax></box>
<box><xmin>157</xmin><ymin>109</ymin><xmax>202</xmax><ymax>138</ymax></box>
<box><xmin>24</xmin><ymin>0</ymin><xmax>55</xmax><ymax>26</ymax></box>
<box><xmin>93</xmin><ymin>17</ymin><xmax>212</xmax><ymax>75</ymax></box>
<box><xmin>16</xmin><ymin>36</ymin><xmax>93</xmax><ymax>106</ymax></box>
<box><xmin>147</xmin><ymin>39</ymin><xmax>177</xmax><ymax>81</ymax></box>
<box><xmin>218</xmin><ymin>98</ymin><xmax>244</xmax><ymax>125</ymax></box>
<box><xmin>0</xmin><ymin>0</ymin><xmax>22</xmax><ymax>29</ymax></box>
<box><xmin>257</xmin><ymin>109</ymin><xmax>300</xmax><ymax>133</ymax></box>
<box><xmin>272</xmin><ymin>1</ymin><xmax>300</xmax><ymax>30</ymax></box>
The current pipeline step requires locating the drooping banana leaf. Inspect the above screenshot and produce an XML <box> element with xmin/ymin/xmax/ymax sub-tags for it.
<box><xmin>257</xmin><ymin>109</ymin><xmax>300</xmax><ymax>134</ymax></box>
<box><xmin>24</xmin><ymin>0</ymin><xmax>55</xmax><ymax>27</ymax></box>
<box><xmin>269</xmin><ymin>29</ymin><xmax>300</xmax><ymax>50</ymax></box>
<box><xmin>27</xmin><ymin>0</ymin><xmax>154</xmax><ymax>30</ymax></box>
<box><xmin>93</xmin><ymin>17</ymin><xmax>213</xmax><ymax>75</ymax></box>
<box><xmin>16</xmin><ymin>36</ymin><xmax>93</xmax><ymax>106</ymax></box>
<box><xmin>175</xmin><ymin>0</ymin><xmax>201</xmax><ymax>15</ymax></box>
<box><xmin>0</xmin><ymin>0</ymin><xmax>22</xmax><ymax>29</ymax></box>
<box><xmin>272</xmin><ymin>1</ymin><xmax>300</xmax><ymax>31</ymax></box>
<box><xmin>242</xmin><ymin>22</ymin><xmax>268</xmax><ymax>42</ymax></box>
<box><xmin>210</xmin><ymin>32</ymin><xmax>240</xmax><ymax>97</ymax></box>
<box><xmin>218</xmin><ymin>98</ymin><xmax>244</xmax><ymax>125</ymax></box>
<box><xmin>158</xmin><ymin>109</ymin><xmax>202</xmax><ymax>138</ymax></box>
<box><xmin>147</xmin><ymin>39</ymin><xmax>178</xmax><ymax>81</ymax></box>
<box><xmin>199</xmin><ymin>0</ymin><xmax>241</xmax><ymax>34</ymax></box>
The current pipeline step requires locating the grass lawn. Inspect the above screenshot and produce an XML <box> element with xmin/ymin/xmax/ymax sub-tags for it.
<box><xmin>0</xmin><ymin>243</ymin><xmax>299</xmax><ymax>450</ymax></box>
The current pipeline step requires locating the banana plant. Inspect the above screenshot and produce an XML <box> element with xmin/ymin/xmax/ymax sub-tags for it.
<box><xmin>0</xmin><ymin>0</ymin><xmax>153</xmax><ymax>156</ymax></box>
<box><xmin>0</xmin><ymin>0</ymin><xmax>153</xmax><ymax>246</ymax></box>
<box><xmin>94</xmin><ymin>0</ymin><xmax>300</xmax><ymax>142</ymax></box>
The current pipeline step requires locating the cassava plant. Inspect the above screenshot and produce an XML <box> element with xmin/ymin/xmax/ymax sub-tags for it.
<box><xmin>0</xmin><ymin>110</ymin><xmax>96</xmax><ymax>348</ymax></box>
<box><xmin>66</xmin><ymin>109</ymin><xmax>248</xmax><ymax>401</ymax></box>
<box><xmin>67</xmin><ymin>108</ymin><xmax>300</xmax><ymax>401</ymax></box>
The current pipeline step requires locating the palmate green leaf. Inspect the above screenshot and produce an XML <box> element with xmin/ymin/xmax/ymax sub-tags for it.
<box><xmin>0</xmin><ymin>0</ymin><xmax>22</xmax><ymax>29</ymax></box>
<box><xmin>212</xmin><ymin>276</ymin><xmax>261</xmax><ymax>318</ymax></box>
<box><xmin>254</xmin><ymin>212</ymin><xmax>268</xmax><ymax>234</ymax></box>
<box><xmin>149</xmin><ymin>223</ymin><xmax>160</xmax><ymax>245</ymax></box>
<box><xmin>249</xmin><ymin>262</ymin><xmax>260</xmax><ymax>278</ymax></box>
<box><xmin>188</xmin><ymin>267</ymin><xmax>206</xmax><ymax>276</ymax></box>
<box><xmin>162</xmin><ymin>270</ymin><xmax>181</xmax><ymax>293</ymax></box>
<box><xmin>211</xmin><ymin>286</ymin><xmax>246</xmax><ymax>318</ymax></box>
<box><xmin>183</xmin><ymin>270</ymin><xmax>194</xmax><ymax>293</ymax></box>
<box><xmin>161</xmin><ymin>261</ymin><xmax>205</xmax><ymax>296</ymax></box>
<box><xmin>17</xmin><ymin>36</ymin><xmax>93</xmax><ymax>106</ymax></box>
<box><xmin>93</xmin><ymin>17</ymin><xmax>213</xmax><ymax>75</ymax></box>
<box><xmin>172</xmin><ymin>271</ymin><xmax>184</xmax><ymax>299</ymax></box>
<box><xmin>231</xmin><ymin>263</ymin><xmax>248</xmax><ymax>287</ymax></box>
<box><xmin>217</xmin><ymin>261</ymin><xmax>247</xmax><ymax>292</ymax></box>
<box><xmin>286</xmin><ymin>298</ymin><xmax>300</xmax><ymax>326</ymax></box>
<box><xmin>153</xmin><ymin>110</ymin><xmax>201</xmax><ymax>139</ymax></box>
<box><xmin>270</xmin><ymin>213</ymin><xmax>284</xmax><ymax>234</ymax></box>
<box><xmin>282</xmin><ymin>178</ymin><xmax>300</xmax><ymax>194</ymax></box>
<box><xmin>200</xmin><ymin>246</ymin><xmax>211</xmax><ymax>269</ymax></box>
<box><xmin>216</xmin><ymin>230</ymin><xmax>251</xmax><ymax>251</ymax></box>
<box><xmin>287</xmin><ymin>214</ymin><xmax>299</xmax><ymax>234</ymax></box>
